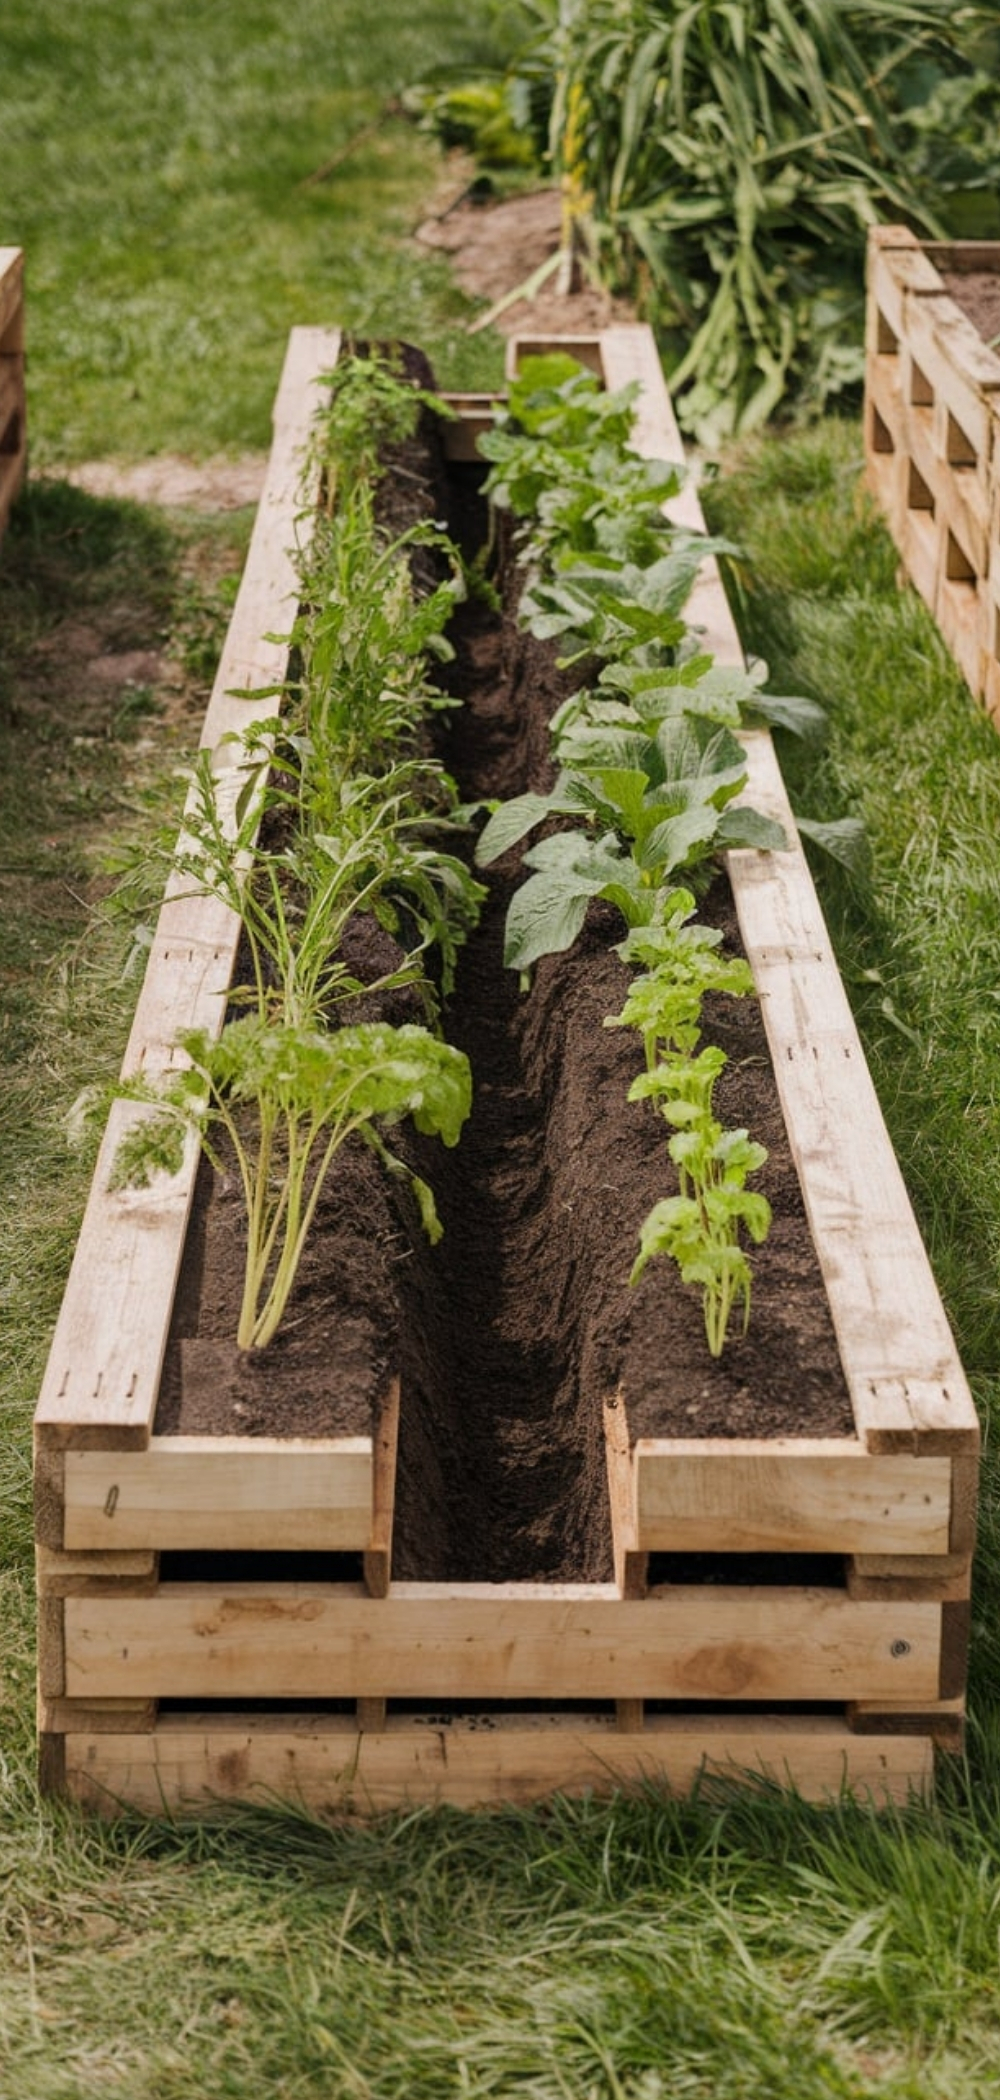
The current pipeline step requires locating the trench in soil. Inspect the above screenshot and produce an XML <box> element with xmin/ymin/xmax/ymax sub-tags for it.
<box><xmin>153</xmin><ymin>375</ymin><xmax>855</xmax><ymax>1586</ymax></box>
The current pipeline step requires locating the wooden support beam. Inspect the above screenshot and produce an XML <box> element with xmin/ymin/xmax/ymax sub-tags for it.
<box><xmin>63</xmin><ymin>1583</ymin><xmax>942</xmax><ymax>1704</ymax></box>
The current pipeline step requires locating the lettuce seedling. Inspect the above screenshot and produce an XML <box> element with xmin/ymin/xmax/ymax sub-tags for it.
<box><xmin>629</xmin><ymin>1048</ymin><xmax>771</xmax><ymax>1357</ymax></box>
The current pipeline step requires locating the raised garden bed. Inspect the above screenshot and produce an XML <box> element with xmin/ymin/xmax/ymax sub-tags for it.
<box><xmin>0</xmin><ymin>247</ymin><xmax>26</xmax><ymax>542</ymax></box>
<box><xmin>864</xmin><ymin>224</ymin><xmax>1000</xmax><ymax>721</ymax></box>
<box><xmin>35</xmin><ymin>324</ymin><xmax>978</xmax><ymax>1814</ymax></box>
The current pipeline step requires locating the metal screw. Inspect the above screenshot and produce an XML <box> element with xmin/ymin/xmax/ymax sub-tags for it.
<box><xmin>890</xmin><ymin>1639</ymin><xmax>911</xmax><ymax>1658</ymax></box>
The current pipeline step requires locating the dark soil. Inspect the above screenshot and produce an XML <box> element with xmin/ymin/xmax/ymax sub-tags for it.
<box><xmin>941</xmin><ymin>268</ymin><xmax>1000</xmax><ymax>351</ymax></box>
<box><xmin>153</xmin><ymin>351</ymin><xmax>854</xmax><ymax>1583</ymax></box>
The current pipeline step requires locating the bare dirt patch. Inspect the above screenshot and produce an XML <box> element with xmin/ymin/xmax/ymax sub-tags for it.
<box><xmin>416</xmin><ymin>180</ymin><xmax>637</xmax><ymax>339</ymax></box>
<box><xmin>68</xmin><ymin>454</ymin><xmax>267</xmax><ymax>512</ymax></box>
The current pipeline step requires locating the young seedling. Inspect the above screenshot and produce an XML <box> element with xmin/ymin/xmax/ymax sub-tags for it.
<box><xmin>629</xmin><ymin>1047</ymin><xmax>771</xmax><ymax>1357</ymax></box>
<box><xmin>114</xmin><ymin>1017</ymin><xmax>472</xmax><ymax>1352</ymax></box>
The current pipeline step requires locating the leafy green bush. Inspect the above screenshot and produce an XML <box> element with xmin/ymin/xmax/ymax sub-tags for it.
<box><xmin>471</xmin><ymin>0</ymin><xmax>1000</xmax><ymax>437</ymax></box>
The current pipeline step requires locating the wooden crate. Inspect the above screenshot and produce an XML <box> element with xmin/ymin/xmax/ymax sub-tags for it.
<box><xmin>864</xmin><ymin>225</ymin><xmax>1000</xmax><ymax>716</ymax></box>
<box><xmin>35</xmin><ymin>324</ymin><xmax>978</xmax><ymax>1815</ymax></box>
<box><xmin>0</xmin><ymin>247</ymin><xmax>26</xmax><ymax>540</ymax></box>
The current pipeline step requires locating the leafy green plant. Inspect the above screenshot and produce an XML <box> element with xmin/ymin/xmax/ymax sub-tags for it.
<box><xmin>629</xmin><ymin>1047</ymin><xmax>771</xmax><ymax>1357</ymax></box>
<box><xmin>477</xmin><ymin>1</ymin><xmax>1000</xmax><ymax>436</ymax></box>
<box><xmin>112</xmin><ymin>348</ymin><xmax>485</xmax><ymax>1349</ymax></box>
<box><xmin>114</xmin><ymin>1017</ymin><xmax>471</xmax><ymax>1351</ymax></box>
<box><xmin>476</xmin><ymin>712</ymin><xmax>785</xmax><ymax>969</ymax></box>
<box><xmin>607</xmin><ymin>884</ymin><xmax>755</xmax><ymax>1066</ymax></box>
<box><xmin>309</xmin><ymin>347</ymin><xmax>457</xmax><ymax>511</ymax></box>
<box><xmin>477</xmin><ymin>347</ymin><xmax>782</xmax><ymax>1349</ymax></box>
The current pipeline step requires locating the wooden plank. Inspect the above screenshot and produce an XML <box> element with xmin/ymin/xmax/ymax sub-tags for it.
<box><xmin>41</xmin><ymin>1696</ymin><xmax>157</xmax><ymax>1737</ymax></box>
<box><xmin>0</xmin><ymin>357</ymin><xmax>22</xmax><ymax>434</ymax></box>
<box><xmin>732</xmin><ymin>736</ymin><xmax>976</xmax><ymax>1439</ymax></box>
<box><xmin>37</xmin><ymin>1543</ymin><xmax>158</xmax><ymax>1594</ymax></box>
<box><xmin>364</xmin><ymin>1377</ymin><xmax>399</xmax><ymax>1598</ymax></box>
<box><xmin>439</xmin><ymin>392</ymin><xmax>501</xmax><ymax>461</ymax></box>
<box><xmin>0</xmin><ymin>248</ymin><xmax>24</xmax><ymax>342</ymax></box>
<box><xmin>850</xmin><ymin>1376</ymin><xmax>979</xmax><ymax>1457</ymax></box>
<box><xmin>603</xmin><ymin>1392</ymin><xmax>648</xmax><ymax>1597</ymax></box>
<box><xmin>848</xmin><ymin>1696</ymin><xmax>963</xmax><ymax>1750</ymax></box>
<box><xmin>37</xmin><ymin>1597</ymin><xmax>65</xmax><ymax>1700</ymax></box>
<box><xmin>63</xmin><ymin>1583</ymin><xmax>942</xmax><ymax>1703</ymax></box>
<box><xmin>61</xmin><ymin>1710</ymin><xmax>934</xmax><ymax>1814</ymax></box>
<box><xmin>868</xmin><ymin>229</ymin><xmax>944</xmax><ymax>343</ymax></box>
<box><xmin>633</xmin><ymin>1440</ymin><xmax>951</xmax><ymax>1555</ymax></box>
<box><xmin>64</xmin><ymin>1436</ymin><xmax>373</xmax><ymax>1552</ymax></box>
<box><xmin>951</xmin><ymin>1453</ymin><xmax>980</xmax><ymax>1556</ymax></box>
<box><xmin>846</xmin><ymin>1558</ymin><xmax>969</xmax><ymax>1603</ymax></box>
<box><xmin>34</xmin><ymin>1104</ymin><xmax>202</xmax><ymax>1450</ymax></box>
<box><xmin>940</xmin><ymin>1600</ymin><xmax>972</xmax><ymax>1700</ymax></box>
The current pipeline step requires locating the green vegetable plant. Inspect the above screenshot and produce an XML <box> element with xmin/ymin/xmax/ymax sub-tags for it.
<box><xmin>113</xmin><ymin>350</ymin><xmax>482</xmax><ymax>1349</ymax></box>
<box><xmin>477</xmin><ymin>350</ymin><xmax>786</xmax><ymax>1351</ymax></box>
<box><xmin>628</xmin><ymin>1044</ymin><xmax>772</xmax><ymax>1357</ymax></box>
<box><xmin>115</xmin><ymin>1019</ymin><xmax>471</xmax><ymax>1352</ymax></box>
<box><xmin>605</xmin><ymin>888</ymin><xmax>770</xmax><ymax>1355</ymax></box>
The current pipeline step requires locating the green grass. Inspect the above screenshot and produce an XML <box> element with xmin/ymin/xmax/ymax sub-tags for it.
<box><xmin>6</xmin><ymin>6</ymin><xmax>1000</xmax><ymax>2091</ymax></box>
<box><xmin>2</xmin><ymin>0</ymin><xmax>508</xmax><ymax>463</ymax></box>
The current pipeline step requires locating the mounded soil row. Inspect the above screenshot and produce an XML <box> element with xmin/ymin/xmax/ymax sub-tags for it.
<box><xmin>154</xmin><ymin>357</ymin><xmax>854</xmax><ymax>1584</ymax></box>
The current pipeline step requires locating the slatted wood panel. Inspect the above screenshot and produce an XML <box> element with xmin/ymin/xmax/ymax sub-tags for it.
<box><xmin>59</xmin><ymin>1710</ymin><xmax>934</xmax><ymax>1814</ymax></box>
<box><xmin>36</xmin><ymin>325</ymin><xmax>975</xmax><ymax>1812</ymax></box>
<box><xmin>62</xmin><ymin>1582</ymin><xmax>941</xmax><ymax>1703</ymax></box>
<box><xmin>865</xmin><ymin>226</ymin><xmax>1000</xmax><ymax>717</ymax></box>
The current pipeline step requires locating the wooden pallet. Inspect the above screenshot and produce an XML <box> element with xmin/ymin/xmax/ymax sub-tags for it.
<box><xmin>35</xmin><ymin>325</ymin><xmax>978</xmax><ymax>1814</ymax></box>
<box><xmin>864</xmin><ymin>225</ymin><xmax>1000</xmax><ymax>717</ymax></box>
<box><xmin>0</xmin><ymin>247</ymin><xmax>26</xmax><ymax>540</ymax></box>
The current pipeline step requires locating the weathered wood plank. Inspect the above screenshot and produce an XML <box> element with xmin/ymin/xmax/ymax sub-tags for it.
<box><xmin>61</xmin><ymin>1710</ymin><xmax>934</xmax><ymax>1814</ymax></box>
<box><xmin>34</xmin><ymin>1102</ymin><xmax>201</xmax><ymax>1450</ymax></box>
<box><xmin>633</xmin><ymin>1440</ymin><xmax>951</xmax><ymax>1555</ymax></box>
<box><xmin>0</xmin><ymin>247</ymin><xmax>24</xmax><ymax>343</ymax></box>
<box><xmin>63</xmin><ymin>1583</ymin><xmax>941</xmax><ymax>1703</ymax></box>
<box><xmin>37</xmin><ymin>1543</ymin><xmax>158</xmax><ymax>1594</ymax></box>
<box><xmin>64</xmin><ymin>1436</ymin><xmax>374</xmax><ymax>1552</ymax></box>
<box><xmin>364</xmin><ymin>1377</ymin><xmax>399</xmax><ymax>1598</ymax></box>
<box><xmin>603</xmin><ymin>1393</ymin><xmax>648</xmax><ymax>1597</ymax></box>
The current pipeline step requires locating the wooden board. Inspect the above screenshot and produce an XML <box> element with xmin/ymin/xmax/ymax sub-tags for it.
<box><xmin>63</xmin><ymin>1437</ymin><xmax>374</xmax><ymax>1552</ymax></box>
<box><xmin>60</xmin><ymin>1710</ymin><xmax>934</xmax><ymax>1815</ymax></box>
<box><xmin>865</xmin><ymin>226</ymin><xmax>1000</xmax><ymax>716</ymax></box>
<box><xmin>62</xmin><ymin>1582</ymin><xmax>941</xmax><ymax>1703</ymax></box>
<box><xmin>632</xmin><ymin>1439</ymin><xmax>951</xmax><ymax>1555</ymax></box>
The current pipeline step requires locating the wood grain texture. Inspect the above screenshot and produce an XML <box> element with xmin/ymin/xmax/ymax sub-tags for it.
<box><xmin>64</xmin><ymin>1436</ymin><xmax>373</xmax><ymax>1553</ymax></box>
<box><xmin>634</xmin><ymin>1441</ymin><xmax>951</xmax><ymax>1555</ymax></box>
<box><xmin>61</xmin><ymin>1709</ymin><xmax>935</xmax><ymax>1814</ymax></box>
<box><xmin>63</xmin><ymin>1582</ymin><xmax>942</xmax><ymax>1703</ymax></box>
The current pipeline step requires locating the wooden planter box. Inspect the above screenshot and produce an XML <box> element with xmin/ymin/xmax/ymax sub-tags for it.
<box><xmin>0</xmin><ymin>247</ymin><xmax>26</xmax><ymax>541</ymax></box>
<box><xmin>864</xmin><ymin>224</ymin><xmax>1000</xmax><ymax>720</ymax></box>
<box><xmin>35</xmin><ymin>325</ymin><xmax>978</xmax><ymax>1815</ymax></box>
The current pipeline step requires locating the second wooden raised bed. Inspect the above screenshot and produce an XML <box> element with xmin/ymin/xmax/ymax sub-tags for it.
<box><xmin>35</xmin><ymin>325</ymin><xmax>978</xmax><ymax>1814</ymax></box>
<box><xmin>865</xmin><ymin>224</ymin><xmax>1000</xmax><ymax>720</ymax></box>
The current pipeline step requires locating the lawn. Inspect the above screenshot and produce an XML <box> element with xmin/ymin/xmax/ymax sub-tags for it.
<box><xmin>3</xmin><ymin>5</ymin><xmax>1000</xmax><ymax>2095</ymax></box>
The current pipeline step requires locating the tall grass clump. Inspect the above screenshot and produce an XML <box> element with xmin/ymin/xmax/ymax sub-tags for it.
<box><xmin>452</xmin><ymin>0</ymin><xmax>1000</xmax><ymax>438</ymax></box>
